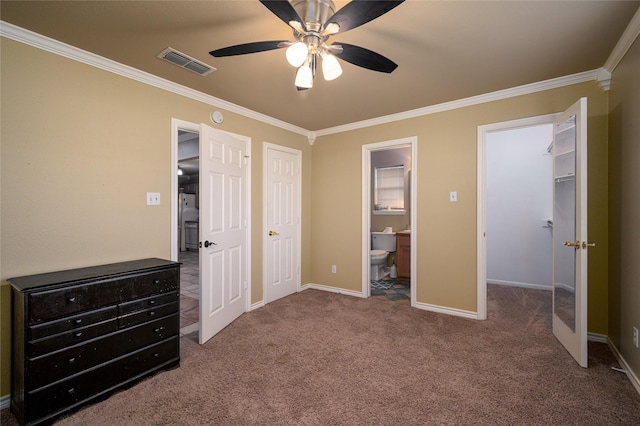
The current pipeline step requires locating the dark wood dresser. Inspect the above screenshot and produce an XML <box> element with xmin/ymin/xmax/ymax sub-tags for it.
<box><xmin>8</xmin><ymin>258</ymin><xmax>181</xmax><ymax>426</ymax></box>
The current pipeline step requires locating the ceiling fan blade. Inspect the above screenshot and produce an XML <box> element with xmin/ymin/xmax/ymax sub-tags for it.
<box><xmin>324</xmin><ymin>0</ymin><xmax>404</xmax><ymax>35</ymax></box>
<box><xmin>331</xmin><ymin>43</ymin><xmax>398</xmax><ymax>73</ymax></box>
<box><xmin>260</xmin><ymin>0</ymin><xmax>307</xmax><ymax>32</ymax></box>
<box><xmin>209</xmin><ymin>40</ymin><xmax>289</xmax><ymax>57</ymax></box>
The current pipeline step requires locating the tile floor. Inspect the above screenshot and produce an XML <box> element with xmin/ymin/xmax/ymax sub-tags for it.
<box><xmin>371</xmin><ymin>278</ymin><xmax>411</xmax><ymax>301</ymax></box>
<box><xmin>179</xmin><ymin>250</ymin><xmax>199</xmax><ymax>335</ymax></box>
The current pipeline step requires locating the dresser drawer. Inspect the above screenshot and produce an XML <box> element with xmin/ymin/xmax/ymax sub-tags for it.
<box><xmin>119</xmin><ymin>291</ymin><xmax>179</xmax><ymax>316</ymax></box>
<box><xmin>29</xmin><ymin>305</ymin><xmax>117</xmax><ymax>340</ymax></box>
<box><xmin>28</xmin><ymin>318</ymin><xmax>119</xmax><ymax>358</ymax></box>
<box><xmin>26</xmin><ymin>338</ymin><xmax>179</xmax><ymax>425</ymax></box>
<box><xmin>28</xmin><ymin>314</ymin><xmax>178</xmax><ymax>389</ymax></box>
<box><xmin>119</xmin><ymin>301</ymin><xmax>179</xmax><ymax>329</ymax></box>
<box><xmin>123</xmin><ymin>269</ymin><xmax>179</xmax><ymax>300</ymax></box>
<box><xmin>27</xmin><ymin>269</ymin><xmax>179</xmax><ymax>323</ymax></box>
<box><xmin>27</xmin><ymin>279</ymin><xmax>123</xmax><ymax>323</ymax></box>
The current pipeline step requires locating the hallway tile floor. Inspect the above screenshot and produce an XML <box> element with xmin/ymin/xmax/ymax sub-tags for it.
<box><xmin>179</xmin><ymin>250</ymin><xmax>199</xmax><ymax>335</ymax></box>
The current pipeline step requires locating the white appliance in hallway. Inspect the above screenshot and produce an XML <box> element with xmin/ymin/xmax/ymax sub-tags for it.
<box><xmin>178</xmin><ymin>192</ymin><xmax>199</xmax><ymax>252</ymax></box>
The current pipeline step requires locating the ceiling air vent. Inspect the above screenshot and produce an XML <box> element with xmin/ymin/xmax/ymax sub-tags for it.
<box><xmin>157</xmin><ymin>47</ymin><xmax>216</xmax><ymax>76</ymax></box>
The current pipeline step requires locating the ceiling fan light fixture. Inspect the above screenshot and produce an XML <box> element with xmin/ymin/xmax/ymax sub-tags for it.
<box><xmin>286</xmin><ymin>42</ymin><xmax>309</xmax><ymax>67</ymax></box>
<box><xmin>295</xmin><ymin>62</ymin><xmax>314</xmax><ymax>89</ymax></box>
<box><xmin>323</xmin><ymin>22</ymin><xmax>340</xmax><ymax>36</ymax></box>
<box><xmin>321</xmin><ymin>52</ymin><xmax>342</xmax><ymax>81</ymax></box>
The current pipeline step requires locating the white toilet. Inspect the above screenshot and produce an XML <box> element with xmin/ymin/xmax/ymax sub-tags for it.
<box><xmin>371</xmin><ymin>231</ymin><xmax>397</xmax><ymax>280</ymax></box>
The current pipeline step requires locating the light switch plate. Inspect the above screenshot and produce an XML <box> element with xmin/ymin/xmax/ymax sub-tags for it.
<box><xmin>450</xmin><ymin>191</ymin><xmax>457</xmax><ymax>202</ymax></box>
<box><xmin>147</xmin><ymin>192</ymin><xmax>161</xmax><ymax>206</ymax></box>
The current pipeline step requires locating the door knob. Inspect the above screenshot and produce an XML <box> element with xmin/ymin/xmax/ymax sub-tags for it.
<box><xmin>268</xmin><ymin>230</ymin><xmax>279</xmax><ymax>236</ymax></box>
<box><xmin>203</xmin><ymin>241</ymin><xmax>217</xmax><ymax>248</ymax></box>
<box><xmin>582</xmin><ymin>241</ymin><xmax>595</xmax><ymax>249</ymax></box>
<box><xmin>563</xmin><ymin>241</ymin><xmax>581</xmax><ymax>248</ymax></box>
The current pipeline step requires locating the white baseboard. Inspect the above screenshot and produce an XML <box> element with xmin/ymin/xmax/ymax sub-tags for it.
<box><xmin>300</xmin><ymin>283</ymin><xmax>364</xmax><ymax>298</ymax></box>
<box><xmin>250</xmin><ymin>300</ymin><xmax>265</xmax><ymax>311</ymax></box>
<box><xmin>487</xmin><ymin>279</ymin><xmax>552</xmax><ymax>291</ymax></box>
<box><xmin>587</xmin><ymin>332</ymin><xmax>608</xmax><ymax>343</ymax></box>
<box><xmin>606</xmin><ymin>338</ymin><xmax>640</xmax><ymax>395</ymax></box>
<box><xmin>1</xmin><ymin>394</ymin><xmax>10</xmax><ymax>410</ymax></box>
<box><xmin>413</xmin><ymin>301</ymin><xmax>479</xmax><ymax>319</ymax></box>
<box><xmin>302</xmin><ymin>283</ymin><xmax>478</xmax><ymax>319</ymax></box>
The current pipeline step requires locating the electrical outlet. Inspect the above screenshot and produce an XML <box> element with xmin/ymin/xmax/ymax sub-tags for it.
<box><xmin>450</xmin><ymin>191</ymin><xmax>457</xmax><ymax>202</ymax></box>
<box><xmin>633</xmin><ymin>327</ymin><xmax>639</xmax><ymax>348</ymax></box>
<box><xmin>331</xmin><ymin>265</ymin><xmax>337</xmax><ymax>274</ymax></box>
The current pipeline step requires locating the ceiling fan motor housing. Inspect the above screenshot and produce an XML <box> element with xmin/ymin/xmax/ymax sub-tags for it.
<box><xmin>291</xmin><ymin>0</ymin><xmax>335</xmax><ymax>32</ymax></box>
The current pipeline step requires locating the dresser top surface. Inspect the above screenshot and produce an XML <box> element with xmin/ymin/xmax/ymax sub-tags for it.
<box><xmin>7</xmin><ymin>258</ymin><xmax>180</xmax><ymax>292</ymax></box>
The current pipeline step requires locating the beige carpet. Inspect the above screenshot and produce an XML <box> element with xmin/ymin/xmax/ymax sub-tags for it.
<box><xmin>3</xmin><ymin>285</ymin><xmax>640</xmax><ymax>425</ymax></box>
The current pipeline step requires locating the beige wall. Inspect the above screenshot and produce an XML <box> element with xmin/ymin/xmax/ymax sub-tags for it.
<box><xmin>0</xmin><ymin>39</ymin><xmax>310</xmax><ymax>396</ymax></box>
<box><xmin>310</xmin><ymin>82</ymin><xmax>609</xmax><ymax>324</ymax></box>
<box><xmin>0</xmin><ymin>34</ymin><xmax>624</xmax><ymax>399</ymax></box>
<box><xmin>608</xmin><ymin>36</ymin><xmax>640</xmax><ymax>377</ymax></box>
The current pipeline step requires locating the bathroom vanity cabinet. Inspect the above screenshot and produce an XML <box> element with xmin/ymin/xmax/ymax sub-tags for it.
<box><xmin>397</xmin><ymin>232</ymin><xmax>411</xmax><ymax>279</ymax></box>
<box><xmin>8</xmin><ymin>258</ymin><xmax>181</xmax><ymax>426</ymax></box>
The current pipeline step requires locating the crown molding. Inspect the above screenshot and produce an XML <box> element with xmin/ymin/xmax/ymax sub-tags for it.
<box><xmin>596</xmin><ymin>68</ymin><xmax>612</xmax><ymax>91</ymax></box>
<box><xmin>603</xmin><ymin>6</ymin><xmax>640</xmax><ymax>73</ymax></box>
<box><xmin>314</xmin><ymin>69</ymin><xmax>598</xmax><ymax>137</ymax></box>
<box><xmin>0</xmin><ymin>21</ymin><xmax>309</xmax><ymax>137</ymax></box>
<box><xmin>0</xmin><ymin>20</ymin><xmax>622</xmax><ymax>141</ymax></box>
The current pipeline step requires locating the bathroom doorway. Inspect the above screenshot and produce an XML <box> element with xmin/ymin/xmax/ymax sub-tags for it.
<box><xmin>362</xmin><ymin>137</ymin><xmax>417</xmax><ymax>305</ymax></box>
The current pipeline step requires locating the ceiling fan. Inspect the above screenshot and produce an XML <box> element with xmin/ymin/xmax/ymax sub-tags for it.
<box><xmin>209</xmin><ymin>0</ymin><xmax>404</xmax><ymax>90</ymax></box>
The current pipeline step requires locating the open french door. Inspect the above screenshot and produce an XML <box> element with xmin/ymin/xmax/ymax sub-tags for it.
<box><xmin>199</xmin><ymin>123</ymin><xmax>248</xmax><ymax>344</ymax></box>
<box><xmin>552</xmin><ymin>97</ymin><xmax>591</xmax><ymax>367</ymax></box>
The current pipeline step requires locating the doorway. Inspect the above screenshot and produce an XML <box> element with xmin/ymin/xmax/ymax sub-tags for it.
<box><xmin>477</xmin><ymin>114</ymin><xmax>557</xmax><ymax>319</ymax></box>
<box><xmin>362</xmin><ymin>137</ymin><xmax>417</xmax><ymax>305</ymax></box>
<box><xmin>171</xmin><ymin>119</ymin><xmax>252</xmax><ymax>343</ymax></box>
<box><xmin>171</xmin><ymin>122</ymin><xmax>201</xmax><ymax>335</ymax></box>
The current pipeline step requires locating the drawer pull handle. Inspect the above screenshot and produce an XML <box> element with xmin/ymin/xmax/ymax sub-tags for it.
<box><xmin>68</xmin><ymin>357</ymin><xmax>76</xmax><ymax>364</ymax></box>
<box><xmin>74</xmin><ymin>318</ymin><xmax>83</xmax><ymax>325</ymax></box>
<box><xmin>153</xmin><ymin>327</ymin><xmax>165</xmax><ymax>333</ymax></box>
<box><xmin>67</xmin><ymin>297</ymin><xmax>76</xmax><ymax>303</ymax></box>
<box><xmin>148</xmin><ymin>300</ymin><xmax>156</xmax><ymax>305</ymax></box>
<box><xmin>67</xmin><ymin>387</ymin><xmax>76</xmax><ymax>395</ymax></box>
<box><xmin>153</xmin><ymin>279</ymin><xmax>161</xmax><ymax>285</ymax></box>
<box><xmin>74</xmin><ymin>332</ymin><xmax>83</xmax><ymax>338</ymax></box>
<box><xmin>152</xmin><ymin>352</ymin><xmax>160</xmax><ymax>358</ymax></box>
<box><xmin>149</xmin><ymin>311</ymin><xmax>156</xmax><ymax>317</ymax></box>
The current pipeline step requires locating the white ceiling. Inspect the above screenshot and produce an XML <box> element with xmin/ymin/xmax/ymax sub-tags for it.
<box><xmin>1</xmin><ymin>1</ymin><xmax>638</xmax><ymax>131</ymax></box>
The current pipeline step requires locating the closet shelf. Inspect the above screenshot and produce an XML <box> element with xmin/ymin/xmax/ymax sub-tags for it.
<box><xmin>555</xmin><ymin>174</ymin><xmax>575</xmax><ymax>182</ymax></box>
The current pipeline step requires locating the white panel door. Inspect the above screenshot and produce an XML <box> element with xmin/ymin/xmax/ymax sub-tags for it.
<box><xmin>199</xmin><ymin>124</ymin><xmax>247</xmax><ymax>344</ymax></box>
<box><xmin>264</xmin><ymin>144</ymin><xmax>300</xmax><ymax>303</ymax></box>
<box><xmin>552</xmin><ymin>97</ymin><xmax>590</xmax><ymax>367</ymax></box>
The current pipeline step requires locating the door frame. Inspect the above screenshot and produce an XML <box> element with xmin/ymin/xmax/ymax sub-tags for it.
<box><xmin>476</xmin><ymin>113</ymin><xmax>559</xmax><ymax>319</ymax></box>
<box><xmin>171</xmin><ymin>118</ymin><xmax>252</xmax><ymax>313</ymax></box>
<box><xmin>262</xmin><ymin>142</ymin><xmax>302</xmax><ymax>304</ymax></box>
<box><xmin>362</xmin><ymin>137</ymin><xmax>417</xmax><ymax>304</ymax></box>
<box><xmin>171</xmin><ymin>119</ymin><xmax>199</xmax><ymax>262</ymax></box>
